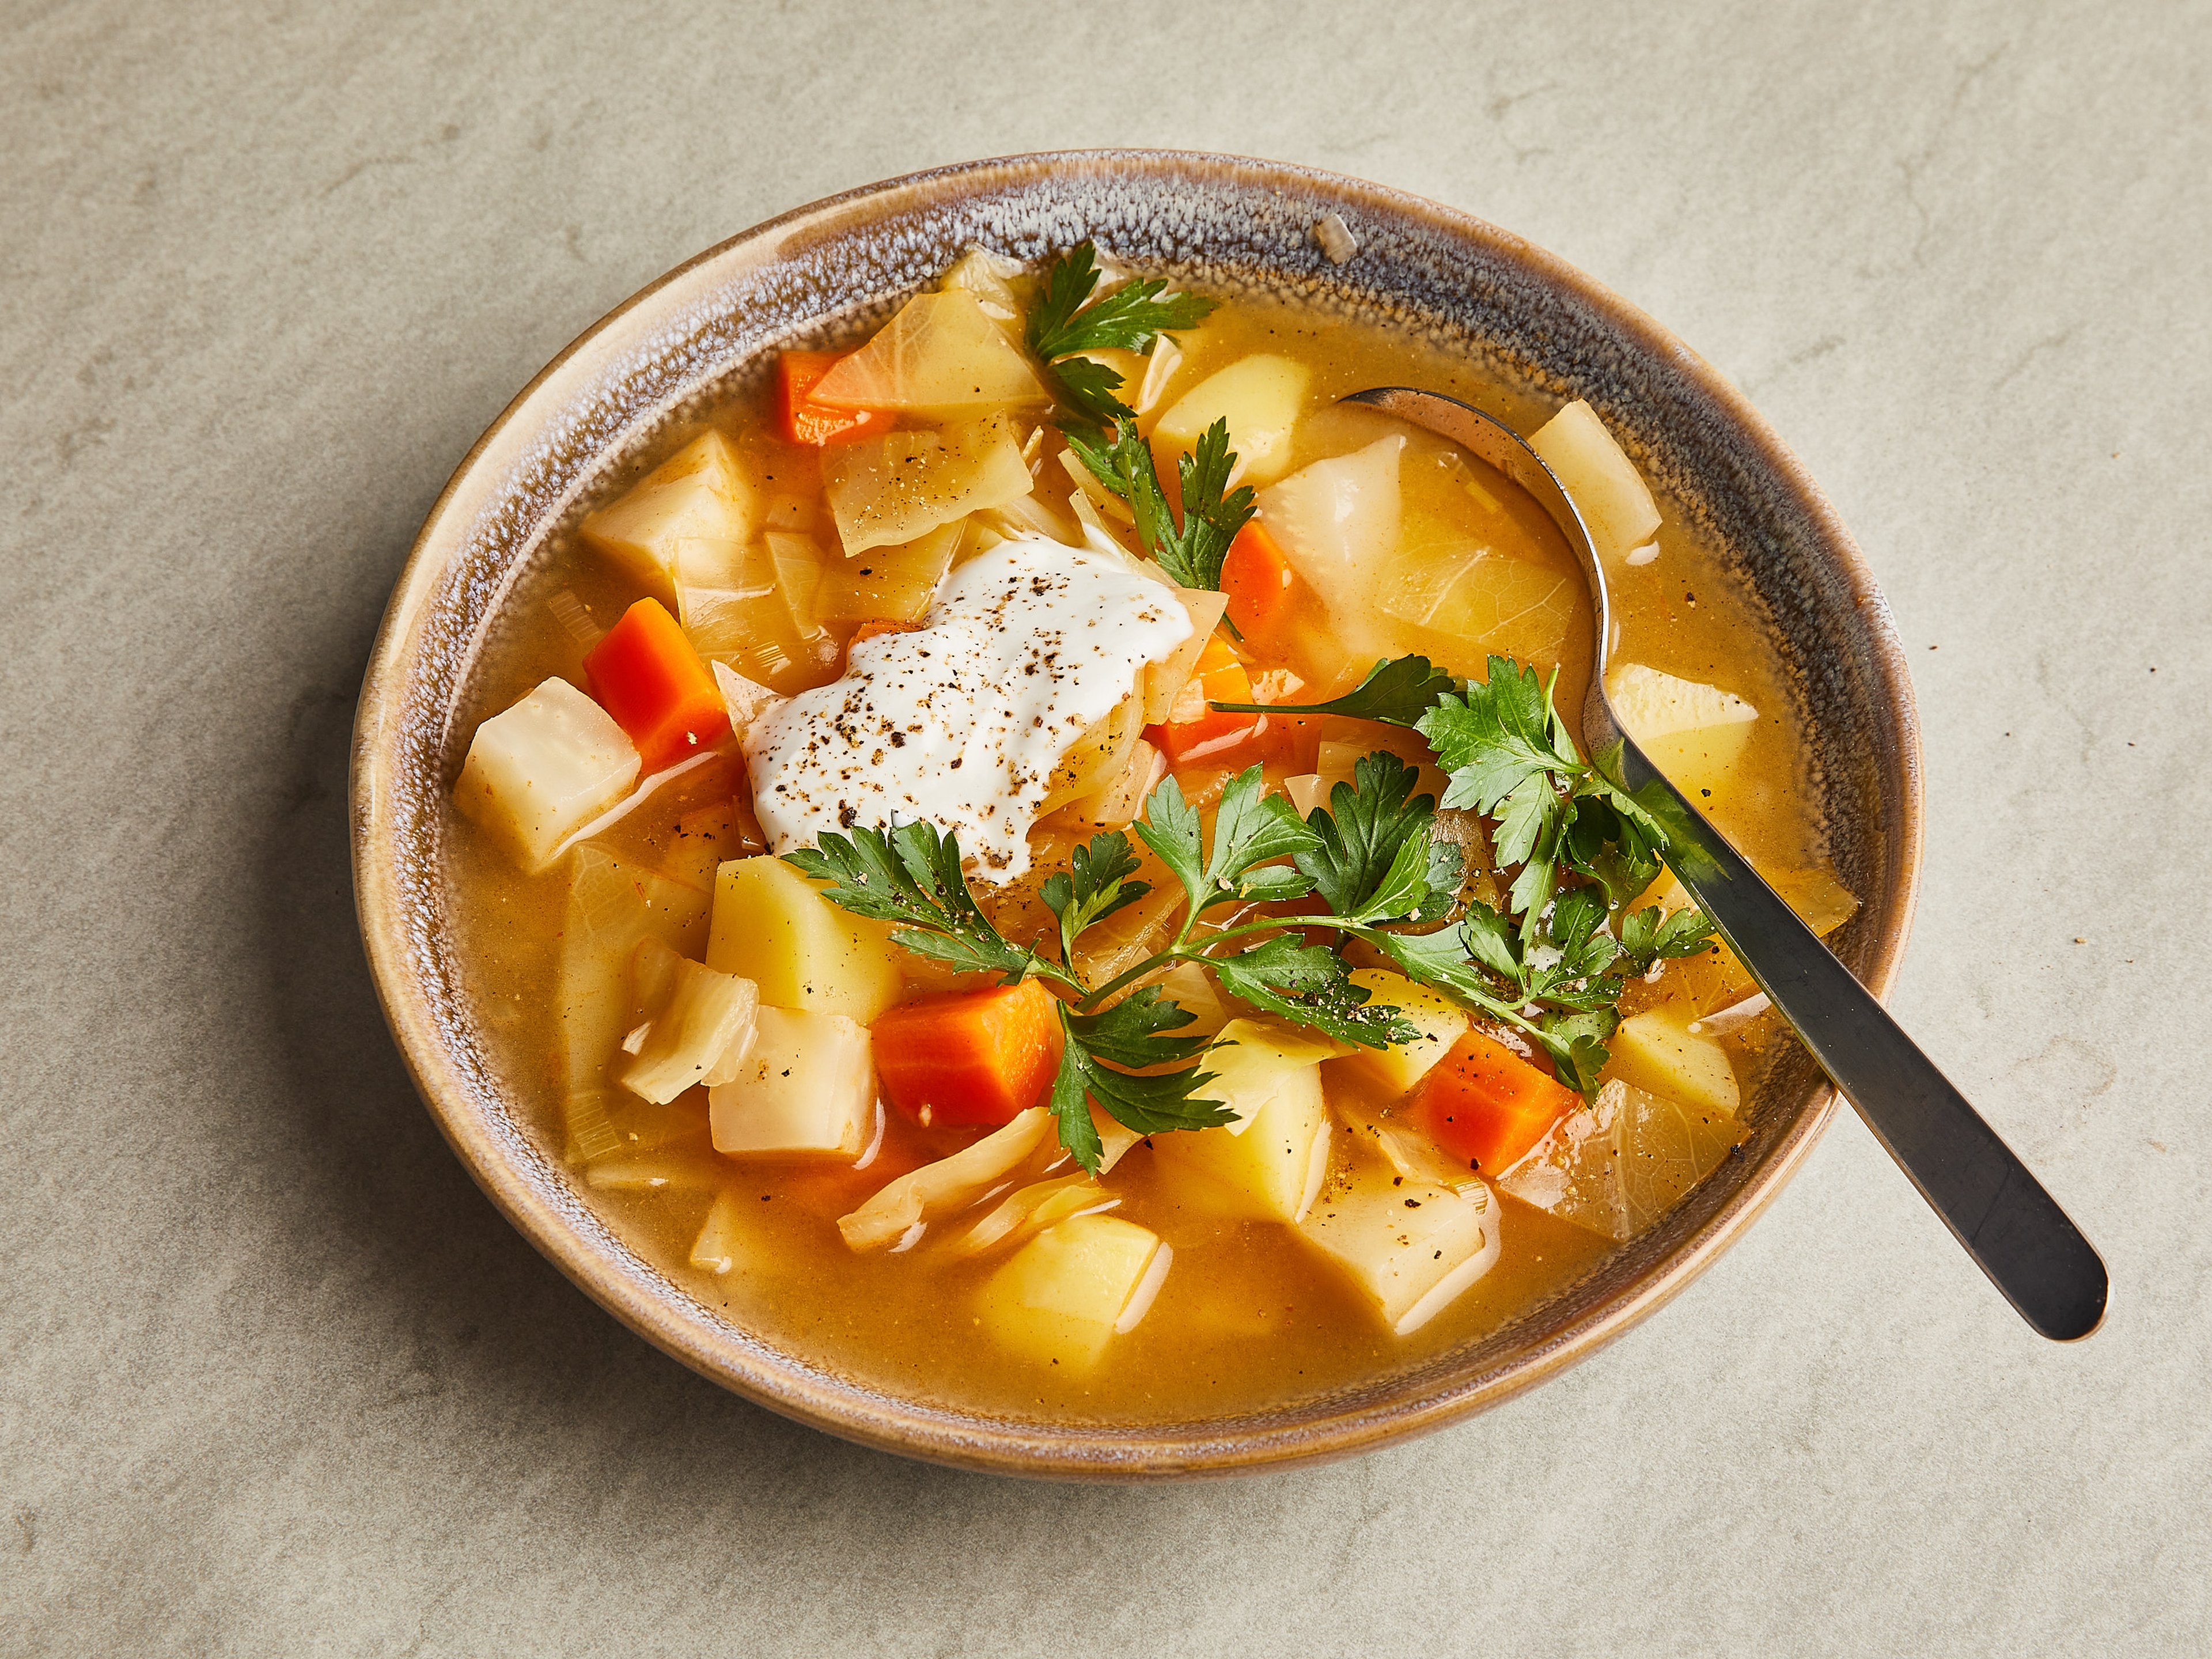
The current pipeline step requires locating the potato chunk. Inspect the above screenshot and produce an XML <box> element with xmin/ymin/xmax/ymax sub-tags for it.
<box><xmin>455</xmin><ymin>677</ymin><xmax>640</xmax><ymax>873</ymax></box>
<box><xmin>1606</xmin><ymin>662</ymin><xmax>1759</xmax><ymax>802</ymax></box>
<box><xmin>1152</xmin><ymin>354</ymin><xmax>1312</xmax><ymax>487</ymax></box>
<box><xmin>580</xmin><ymin>430</ymin><xmax>756</xmax><ymax>600</ymax></box>
<box><xmin>1341</xmin><ymin>969</ymin><xmax>1469</xmax><ymax>1095</ymax></box>
<box><xmin>1149</xmin><ymin>1019</ymin><xmax>1340</xmax><ymax>1224</ymax></box>
<box><xmin>705</xmin><ymin>855</ymin><xmax>903</xmax><ymax>1022</ymax></box>
<box><xmin>824</xmin><ymin>415</ymin><xmax>1034</xmax><ymax>554</ymax></box>
<box><xmin>1299</xmin><ymin>1156</ymin><xmax>1503</xmax><ymax>1335</ymax></box>
<box><xmin>809</xmin><ymin>290</ymin><xmax>1047</xmax><ymax>419</ymax></box>
<box><xmin>976</xmin><ymin>1213</ymin><xmax>1168</xmax><ymax>1369</ymax></box>
<box><xmin>617</xmin><ymin>937</ymin><xmax>760</xmax><ymax>1105</ymax></box>
<box><xmin>707</xmin><ymin>1005</ymin><xmax>873</xmax><ymax>1157</ymax></box>
<box><xmin>1527</xmin><ymin>399</ymin><xmax>1660</xmax><ymax>566</ymax></box>
<box><xmin>1499</xmin><ymin>1079</ymin><xmax>1745</xmax><ymax>1241</ymax></box>
<box><xmin>1606</xmin><ymin>1003</ymin><xmax>1741</xmax><ymax>1118</ymax></box>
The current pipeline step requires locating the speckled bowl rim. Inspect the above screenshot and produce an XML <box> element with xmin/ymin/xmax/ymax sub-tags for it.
<box><xmin>353</xmin><ymin>150</ymin><xmax>1922</xmax><ymax>1480</ymax></box>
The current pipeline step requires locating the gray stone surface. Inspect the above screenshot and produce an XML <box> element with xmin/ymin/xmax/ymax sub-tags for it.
<box><xmin>4</xmin><ymin>2</ymin><xmax>2205</xmax><ymax>1653</ymax></box>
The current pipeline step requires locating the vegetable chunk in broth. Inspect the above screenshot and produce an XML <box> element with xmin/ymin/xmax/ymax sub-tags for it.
<box><xmin>446</xmin><ymin>244</ymin><xmax>1850</xmax><ymax>1422</ymax></box>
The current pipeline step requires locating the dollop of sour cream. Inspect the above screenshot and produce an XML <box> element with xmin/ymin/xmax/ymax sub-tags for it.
<box><xmin>744</xmin><ymin>536</ymin><xmax>1193</xmax><ymax>883</ymax></box>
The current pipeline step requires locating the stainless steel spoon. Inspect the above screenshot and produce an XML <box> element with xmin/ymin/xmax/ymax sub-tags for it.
<box><xmin>1342</xmin><ymin>386</ymin><xmax>2108</xmax><ymax>1342</ymax></box>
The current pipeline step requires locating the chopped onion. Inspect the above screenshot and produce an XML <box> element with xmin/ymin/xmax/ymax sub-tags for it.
<box><xmin>1113</xmin><ymin>1243</ymin><xmax>1173</xmax><ymax>1334</ymax></box>
<box><xmin>1690</xmin><ymin>992</ymin><xmax>1770</xmax><ymax>1035</ymax></box>
<box><xmin>1135</xmin><ymin>338</ymin><xmax>1184</xmax><ymax>416</ymax></box>
<box><xmin>1312</xmin><ymin>213</ymin><xmax>1360</xmax><ymax>265</ymax></box>
<box><xmin>544</xmin><ymin>743</ymin><xmax>730</xmax><ymax>863</ymax></box>
<box><xmin>547</xmin><ymin>589</ymin><xmax>604</xmax><ymax>649</ymax></box>
<box><xmin>851</xmin><ymin>1096</ymin><xmax>888</xmax><ymax>1171</ymax></box>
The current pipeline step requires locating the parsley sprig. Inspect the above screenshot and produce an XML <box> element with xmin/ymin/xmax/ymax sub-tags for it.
<box><xmin>787</xmin><ymin>759</ymin><xmax>1471</xmax><ymax>1171</ymax></box>
<box><xmin>1065</xmin><ymin>416</ymin><xmax>1257</xmax><ymax>593</ymax></box>
<box><xmin>792</xmin><ymin>647</ymin><xmax>1717</xmax><ymax>1166</ymax></box>
<box><xmin>1213</xmin><ymin>653</ymin><xmax>1461</xmax><ymax>728</ymax></box>
<box><xmin>1209</xmin><ymin>650</ymin><xmax>1721</xmax><ymax>1086</ymax></box>
<box><xmin>1025</xmin><ymin>241</ymin><xmax>1215</xmax><ymax>429</ymax></box>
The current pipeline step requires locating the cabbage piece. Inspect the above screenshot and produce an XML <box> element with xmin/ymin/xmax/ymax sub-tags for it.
<box><xmin>837</xmin><ymin>1107</ymin><xmax>1054</xmax><ymax>1251</ymax></box>
<box><xmin>1137</xmin><ymin>587</ymin><xmax>1230</xmax><ymax>724</ymax></box>
<box><xmin>811</xmin><ymin>519</ymin><xmax>960</xmax><ymax>624</ymax></box>
<box><xmin>1040</xmin><ymin>696</ymin><xmax>1142</xmax><ymax>815</ymax></box>
<box><xmin>1332</xmin><ymin>1094</ymin><xmax>1488</xmax><ymax>1195</ymax></box>
<box><xmin>583</xmin><ymin>1154</ymin><xmax>725</xmax><ymax>1192</ymax></box>
<box><xmin>579</xmin><ymin>430</ymin><xmax>756</xmax><ymax>601</ymax></box>
<box><xmin>556</xmin><ymin>847</ymin><xmax>710</xmax><ymax>1160</ymax></box>
<box><xmin>823</xmin><ymin>415</ymin><xmax>1034</xmax><ymax>554</ymax></box>
<box><xmin>948</xmin><ymin>1175</ymin><xmax>1119</xmax><ymax>1259</ymax></box>
<box><xmin>616</xmin><ymin>937</ymin><xmax>760</xmax><ymax>1104</ymax></box>
<box><xmin>455</xmin><ymin>677</ymin><xmax>641</xmax><ymax>873</ymax></box>
<box><xmin>1256</xmin><ymin>436</ymin><xmax>1406</xmax><ymax>620</ymax></box>
<box><xmin>1499</xmin><ymin>1078</ymin><xmax>1744</xmax><ymax>1241</ymax></box>
<box><xmin>709</xmin><ymin>660</ymin><xmax>786</xmax><ymax>742</ymax></box>
<box><xmin>1088</xmin><ymin>1105</ymin><xmax>1145</xmax><ymax>1175</ymax></box>
<box><xmin>1066</xmin><ymin>737</ymin><xmax>1162</xmax><ymax>831</ymax></box>
<box><xmin>690</xmin><ymin>1189</ymin><xmax>749</xmax><ymax>1275</ymax></box>
<box><xmin>1528</xmin><ymin>399</ymin><xmax>1660</xmax><ymax>568</ymax></box>
<box><xmin>937</xmin><ymin>246</ymin><xmax>1024</xmax><ymax>328</ymax></box>
<box><xmin>1068</xmin><ymin>880</ymin><xmax>1183</xmax><ymax>988</ymax></box>
<box><xmin>672</xmin><ymin>535</ymin><xmax>837</xmax><ymax>695</ymax></box>
<box><xmin>1373</xmin><ymin>510</ymin><xmax>1578</xmax><ymax>672</ymax></box>
<box><xmin>810</xmin><ymin>290</ymin><xmax>1047</xmax><ymax>419</ymax></box>
<box><xmin>766</xmin><ymin>532</ymin><xmax>827</xmax><ymax>632</ymax></box>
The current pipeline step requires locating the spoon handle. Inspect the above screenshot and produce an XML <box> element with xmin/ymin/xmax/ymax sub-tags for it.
<box><xmin>1620</xmin><ymin>745</ymin><xmax>2108</xmax><ymax>1339</ymax></box>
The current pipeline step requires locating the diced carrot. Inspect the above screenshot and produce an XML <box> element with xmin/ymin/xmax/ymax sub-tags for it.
<box><xmin>849</xmin><ymin>618</ymin><xmax>924</xmax><ymax>647</ymax></box>
<box><xmin>1221</xmin><ymin>520</ymin><xmax>1297</xmax><ymax>643</ymax></box>
<box><xmin>1416</xmin><ymin>1029</ymin><xmax>1580</xmax><ymax>1173</ymax></box>
<box><xmin>1147</xmin><ymin>634</ymin><xmax>1268</xmax><ymax>766</ymax></box>
<box><xmin>777</xmin><ymin>351</ymin><xmax>889</xmax><ymax>448</ymax></box>
<box><xmin>872</xmin><ymin>980</ymin><xmax>1066</xmax><ymax>1129</ymax></box>
<box><xmin>582</xmin><ymin>597</ymin><xmax>732</xmax><ymax>773</ymax></box>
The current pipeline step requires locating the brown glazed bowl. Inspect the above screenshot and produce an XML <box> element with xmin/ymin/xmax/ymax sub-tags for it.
<box><xmin>353</xmin><ymin>150</ymin><xmax>1921</xmax><ymax>1479</ymax></box>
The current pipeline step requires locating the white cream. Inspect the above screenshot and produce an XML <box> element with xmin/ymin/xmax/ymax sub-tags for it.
<box><xmin>744</xmin><ymin>536</ymin><xmax>1193</xmax><ymax>882</ymax></box>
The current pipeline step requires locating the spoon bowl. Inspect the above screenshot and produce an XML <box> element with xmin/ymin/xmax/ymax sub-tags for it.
<box><xmin>1342</xmin><ymin>385</ymin><xmax>2109</xmax><ymax>1342</ymax></box>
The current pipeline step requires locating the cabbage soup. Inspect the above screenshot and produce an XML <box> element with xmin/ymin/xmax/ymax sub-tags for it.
<box><xmin>445</xmin><ymin>244</ymin><xmax>1854</xmax><ymax>1421</ymax></box>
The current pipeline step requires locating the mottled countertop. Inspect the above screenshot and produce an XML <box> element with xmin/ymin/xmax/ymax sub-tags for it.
<box><xmin>5</xmin><ymin>3</ymin><xmax>2206</xmax><ymax>1653</ymax></box>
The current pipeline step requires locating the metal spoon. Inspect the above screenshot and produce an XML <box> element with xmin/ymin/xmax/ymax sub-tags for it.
<box><xmin>1343</xmin><ymin>386</ymin><xmax>2108</xmax><ymax>1342</ymax></box>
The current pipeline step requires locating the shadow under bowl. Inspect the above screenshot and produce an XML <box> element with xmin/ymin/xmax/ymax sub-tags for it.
<box><xmin>351</xmin><ymin>149</ymin><xmax>1921</xmax><ymax>1479</ymax></box>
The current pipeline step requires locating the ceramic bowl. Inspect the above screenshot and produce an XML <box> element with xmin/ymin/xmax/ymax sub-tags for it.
<box><xmin>352</xmin><ymin>150</ymin><xmax>1921</xmax><ymax>1479</ymax></box>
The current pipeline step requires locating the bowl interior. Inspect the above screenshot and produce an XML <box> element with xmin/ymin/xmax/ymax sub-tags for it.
<box><xmin>352</xmin><ymin>150</ymin><xmax>1920</xmax><ymax>1478</ymax></box>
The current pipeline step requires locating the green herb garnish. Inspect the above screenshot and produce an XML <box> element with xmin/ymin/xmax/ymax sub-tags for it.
<box><xmin>1212</xmin><ymin>653</ymin><xmax>1462</xmax><ymax>728</ymax></box>
<box><xmin>1025</xmin><ymin>241</ymin><xmax>1215</xmax><ymax>428</ymax></box>
<box><xmin>791</xmin><ymin>653</ymin><xmax>1715</xmax><ymax>1168</ymax></box>
<box><xmin>1065</xmin><ymin>416</ymin><xmax>1256</xmax><ymax>593</ymax></box>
